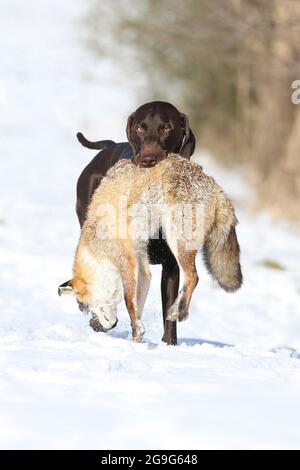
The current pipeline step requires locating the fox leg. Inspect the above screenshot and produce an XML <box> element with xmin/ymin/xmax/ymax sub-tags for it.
<box><xmin>166</xmin><ymin>239</ymin><xmax>198</xmax><ymax>322</ymax></box>
<box><xmin>121</xmin><ymin>254</ymin><xmax>145</xmax><ymax>342</ymax></box>
<box><xmin>137</xmin><ymin>255</ymin><xmax>152</xmax><ymax>315</ymax></box>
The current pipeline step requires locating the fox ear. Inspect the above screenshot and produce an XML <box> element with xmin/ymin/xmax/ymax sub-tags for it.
<box><xmin>58</xmin><ymin>279</ymin><xmax>74</xmax><ymax>296</ymax></box>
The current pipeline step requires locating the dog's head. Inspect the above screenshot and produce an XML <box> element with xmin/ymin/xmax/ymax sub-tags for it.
<box><xmin>126</xmin><ymin>101</ymin><xmax>196</xmax><ymax>168</ymax></box>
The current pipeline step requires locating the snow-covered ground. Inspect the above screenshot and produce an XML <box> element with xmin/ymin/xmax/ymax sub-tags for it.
<box><xmin>1</xmin><ymin>0</ymin><xmax>300</xmax><ymax>450</ymax></box>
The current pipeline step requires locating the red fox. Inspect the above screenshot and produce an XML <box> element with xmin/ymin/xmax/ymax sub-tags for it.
<box><xmin>59</xmin><ymin>154</ymin><xmax>242</xmax><ymax>342</ymax></box>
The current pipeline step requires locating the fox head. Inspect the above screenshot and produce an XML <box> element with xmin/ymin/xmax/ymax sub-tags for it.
<box><xmin>58</xmin><ymin>277</ymin><xmax>119</xmax><ymax>332</ymax></box>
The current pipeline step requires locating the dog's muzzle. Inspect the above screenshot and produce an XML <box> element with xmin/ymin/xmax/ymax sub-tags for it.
<box><xmin>140</xmin><ymin>155</ymin><xmax>157</xmax><ymax>168</ymax></box>
<box><xmin>140</xmin><ymin>145</ymin><xmax>167</xmax><ymax>168</ymax></box>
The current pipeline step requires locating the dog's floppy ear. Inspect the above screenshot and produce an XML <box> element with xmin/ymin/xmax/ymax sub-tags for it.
<box><xmin>58</xmin><ymin>279</ymin><xmax>74</xmax><ymax>296</ymax></box>
<box><xmin>126</xmin><ymin>112</ymin><xmax>138</xmax><ymax>154</ymax></box>
<box><xmin>179</xmin><ymin>113</ymin><xmax>196</xmax><ymax>159</ymax></box>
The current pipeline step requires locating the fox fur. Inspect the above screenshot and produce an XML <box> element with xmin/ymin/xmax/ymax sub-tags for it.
<box><xmin>66</xmin><ymin>154</ymin><xmax>242</xmax><ymax>341</ymax></box>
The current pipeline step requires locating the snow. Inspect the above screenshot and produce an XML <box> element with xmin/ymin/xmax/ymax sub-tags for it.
<box><xmin>1</xmin><ymin>0</ymin><xmax>300</xmax><ymax>450</ymax></box>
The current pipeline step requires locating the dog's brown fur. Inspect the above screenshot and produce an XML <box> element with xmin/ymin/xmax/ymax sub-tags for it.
<box><xmin>63</xmin><ymin>155</ymin><xmax>242</xmax><ymax>341</ymax></box>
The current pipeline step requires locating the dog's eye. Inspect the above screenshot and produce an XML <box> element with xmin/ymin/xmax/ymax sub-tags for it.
<box><xmin>136</xmin><ymin>126</ymin><xmax>144</xmax><ymax>133</ymax></box>
<box><xmin>163</xmin><ymin>125</ymin><xmax>171</xmax><ymax>133</ymax></box>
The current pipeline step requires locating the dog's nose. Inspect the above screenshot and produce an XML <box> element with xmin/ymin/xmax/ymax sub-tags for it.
<box><xmin>140</xmin><ymin>155</ymin><xmax>156</xmax><ymax>167</ymax></box>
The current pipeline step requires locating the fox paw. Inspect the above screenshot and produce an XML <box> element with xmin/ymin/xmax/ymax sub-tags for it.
<box><xmin>132</xmin><ymin>320</ymin><xmax>145</xmax><ymax>342</ymax></box>
<box><xmin>89</xmin><ymin>317</ymin><xmax>104</xmax><ymax>332</ymax></box>
<box><xmin>166</xmin><ymin>304</ymin><xmax>179</xmax><ymax>321</ymax></box>
<box><xmin>178</xmin><ymin>309</ymin><xmax>189</xmax><ymax>322</ymax></box>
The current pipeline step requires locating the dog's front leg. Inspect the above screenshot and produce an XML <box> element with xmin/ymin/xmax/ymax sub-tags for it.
<box><xmin>161</xmin><ymin>257</ymin><xmax>179</xmax><ymax>345</ymax></box>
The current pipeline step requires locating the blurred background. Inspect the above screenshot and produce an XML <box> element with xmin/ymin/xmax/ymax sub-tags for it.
<box><xmin>84</xmin><ymin>0</ymin><xmax>300</xmax><ymax>226</ymax></box>
<box><xmin>2</xmin><ymin>0</ymin><xmax>299</xmax><ymax>226</ymax></box>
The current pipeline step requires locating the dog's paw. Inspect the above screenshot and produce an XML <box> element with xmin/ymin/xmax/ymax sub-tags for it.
<box><xmin>166</xmin><ymin>304</ymin><xmax>179</xmax><ymax>322</ymax></box>
<box><xmin>132</xmin><ymin>320</ymin><xmax>145</xmax><ymax>343</ymax></box>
